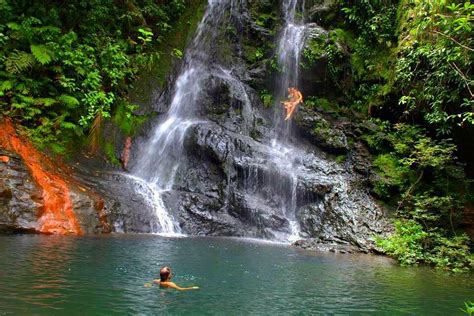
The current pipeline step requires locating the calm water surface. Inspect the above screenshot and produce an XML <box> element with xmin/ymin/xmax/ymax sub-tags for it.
<box><xmin>0</xmin><ymin>234</ymin><xmax>472</xmax><ymax>315</ymax></box>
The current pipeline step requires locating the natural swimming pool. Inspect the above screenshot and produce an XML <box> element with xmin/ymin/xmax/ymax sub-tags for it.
<box><xmin>0</xmin><ymin>234</ymin><xmax>472</xmax><ymax>315</ymax></box>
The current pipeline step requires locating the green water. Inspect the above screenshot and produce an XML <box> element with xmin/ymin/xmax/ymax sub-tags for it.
<box><xmin>0</xmin><ymin>235</ymin><xmax>472</xmax><ymax>315</ymax></box>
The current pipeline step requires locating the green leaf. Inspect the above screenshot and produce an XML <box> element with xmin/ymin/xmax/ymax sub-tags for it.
<box><xmin>38</xmin><ymin>26</ymin><xmax>61</xmax><ymax>34</ymax></box>
<box><xmin>35</xmin><ymin>98</ymin><xmax>57</xmax><ymax>106</ymax></box>
<box><xmin>17</xmin><ymin>95</ymin><xmax>35</xmax><ymax>104</ymax></box>
<box><xmin>58</xmin><ymin>95</ymin><xmax>80</xmax><ymax>108</ymax></box>
<box><xmin>172</xmin><ymin>48</ymin><xmax>183</xmax><ymax>59</ymax></box>
<box><xmin>50</xmin><ymin>143</ymin><xmax>66</xmax><ymax>154</ymax></box>
<box><xmin>0</xmin><ymin>81</ymin><xmax>13</xmax><ymax>91</ymax></box>
<box><xmin>6</xmin><ymin>22</ymin><xmax>21</xmax><ymax>30</ymax></box>
<box><xmin>12</xmin><ymin>102</ymin><xmax>26</xmax><ymax>109</ymax></box>
<box><xmin>60</xmin><ymin>121</ymin><xmax>77</xmax><ymax>129</ymax></box>
<box><xmin>30</xmin><ymin>45</ymin><xmax>54</xmax><ymax>65</ymax></box>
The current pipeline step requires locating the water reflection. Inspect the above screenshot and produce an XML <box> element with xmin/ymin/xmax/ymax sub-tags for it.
<box><xmin>0</xmin><ymin>235</ymin><xmax>472</xmax><ymax>315</ymax></box>
<box><xmin>24</xmin><ymin>236</ymin><xmax>75</xmax><ymax>309</ymax></box>
<box><xmin>0</xmin><ymin>236</ymin><xmax>76</xmax><ymax>311</ymax></box>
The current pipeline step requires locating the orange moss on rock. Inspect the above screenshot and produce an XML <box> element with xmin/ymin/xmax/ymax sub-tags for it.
<box><xmin>0</xmin><ymin>119</ymin><xmax>83</xmax><ymax>235</ymax></box>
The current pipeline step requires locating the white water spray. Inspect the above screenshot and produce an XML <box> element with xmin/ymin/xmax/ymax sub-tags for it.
<box><xmin>130</xmin><ymin>1</ymin><xmax>246</xmax><ymax>235</ymax></box>
<box><xmin>266</xmin><ymin>0</ymin><xmax>310</xmax><ymax>241</ymax></box>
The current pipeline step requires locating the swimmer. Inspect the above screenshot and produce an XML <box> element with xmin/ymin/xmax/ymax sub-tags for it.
<box><xmin>144</xmin><ymin>266</ymin><xmax>199</xmax><ymax>291</ymax></box>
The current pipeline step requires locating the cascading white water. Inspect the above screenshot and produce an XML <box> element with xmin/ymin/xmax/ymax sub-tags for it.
<box><xmin>265</xmin><ymin>0</ymin><xmax>309</xmax><ymax>241</ymax></box>
<box><xmin>118</xmin><ymin>0</ymin><xmax>383</xmax><ymax>246</ymax></box>
<box><xmin>125</xmin><ymin>0</ymin><xmax>344</xmax><ymax>244</ymax></box>
<box><xmin>130</xmin><ymin>0</ymin><xmax>246</xmax><ymax>235</ymax></box>
<box><xmin>277</xmin><ymin>1</ymin><xmax>307</xmax><ymax>92</ymax></box>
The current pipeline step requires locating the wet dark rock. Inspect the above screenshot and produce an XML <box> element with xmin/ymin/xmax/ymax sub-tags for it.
<box><xmin>296</xmin><ymin>191</ymin><xmax>386</xmax><ymax>252</ymax></box>
<box><xmin>0</xmin><ymin>149</ymin><xmax>39</xmax><ymax>232</ymax></box>
<box><xmin>299</xmin><ymin>25</ymin><xmax>353</xmax><ymax>100</ymax></box>
<box><xmin>229</xmin><ymin>191</ymin><xmax>291</xmax><ymax>234</ymax></box>
<box><xmin>349</xmin><ymin>141</ymin><xmax>373</xmax><ymax>176</ymax></box>
<box><xmin>72</xmin><ymin>169</ymin><xmax>162</xmax><ymax>234</ymax></box>
<box><xmin>293</xmin><ymin>105</ymin><xmax>348</xmax><ymax>153</ymax></box>
<box><xmin>164</xmin><ymin>190</ymin><xmax>243</xmax><ymax>236</ymax></box>
<box><xmin>293</xmin><ymin>238</ymin><xmax>365</xmax><ymax>254</ymax></box>
<box><xmin>199</xmin><ymin>76</ymin><xmax>233</xmax><ymax>117</ymax></box>
<box><xmin>137</xmin><ymin>113</ymin><xmax>388</xmax><ymax>249</ymax></box>
<box><xmin>306</xmin><ymin>0</ymin><xmax>338</xmax><ymax>27</ymax></box>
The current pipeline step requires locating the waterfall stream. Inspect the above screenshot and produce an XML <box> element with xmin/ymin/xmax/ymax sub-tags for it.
<box><xmin>258</xmin><ymin>0</ymin><xmax>309</xmax><ymax>241</ymax></box>
<box><xmin>130</xmin><ymin>0</ymin><xmax>246</xmax><ymax>236</ymax></box>
<box><xmin>128</xmin><ymin>0</ymin><xmax>313</xmax><ymax>241</ymax></box>
<box><xmin>125</xmin><ymin>0</ymin><xmax>382</xmax><ymax>245</ymax></box>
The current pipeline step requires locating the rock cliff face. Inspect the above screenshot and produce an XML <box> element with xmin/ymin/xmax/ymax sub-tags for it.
<box><xmin>123</xmin><ymin>0</ymin><xmax>389</xmax><ymax>251</ymax></box>
<box><xmin>1</xmin><ymin>0</ymin><xmax>391</xmax><ymax>252</ymax></box>
<box><xmin>0</xmin><ymin>121</ymin><xmax>110</xmax><ymax>234</ymax></box>
<box><xmin>0</xmin><ymin>149</ymin><xmax>38</xmax><ymax>233</ymax></box>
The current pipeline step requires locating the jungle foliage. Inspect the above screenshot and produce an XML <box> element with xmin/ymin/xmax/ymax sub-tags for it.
<box><xmin>0</xmin><ymin>0</ymin><xmax>189</xmax><ymax>153</ymax></box>
<box><xmin>331</xmin><ymin>0</ymin><xmax>474</xmax><ymax>271</ymax></box>
<box><xmin>0</xmin><ymin>0</ymin><xmax>472</xmax><ymax>271</ymax></box>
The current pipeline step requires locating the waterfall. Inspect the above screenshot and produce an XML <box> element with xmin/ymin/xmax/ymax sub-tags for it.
<box><xmin>273</xmin><ymin>0</ymin><xmax>308</xmax><ymax>136</ymax></box>
<box><xmin>130</xmin><ymin>0</ymin><xmax>246</xmax><ymax>235</ymax></box>
<box><xmin>127</xmin><ymin>0</ymin><xmax>313</xmax><ymax>242</ymax></box>
<box><xmin>120</xmin><ymin>0</ymin><xmax>384</xmax><ymax>246</ymax></box>
<box><xmin>264</xmin><ymin>0</ymin><xmax>309</xmax><ymax>241</ymax></box>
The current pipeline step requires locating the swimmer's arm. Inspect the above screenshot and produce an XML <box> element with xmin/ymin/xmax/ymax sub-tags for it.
<box><xmin>167</xmin><ymin>282</ymin><xmax>199</xmax><ymax>291</ymax></box>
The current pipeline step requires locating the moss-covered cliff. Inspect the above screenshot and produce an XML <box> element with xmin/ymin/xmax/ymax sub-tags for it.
<box><xmin>234</xmin><ymin>0</ymin><xmax>472</xmax><ymax>271</ymax></box>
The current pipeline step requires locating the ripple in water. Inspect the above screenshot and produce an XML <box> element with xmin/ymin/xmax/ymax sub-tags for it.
<box><xmin>0</xmin><ymin>235</ymin><xmax>472</xmax><ymax>315</ymax></box>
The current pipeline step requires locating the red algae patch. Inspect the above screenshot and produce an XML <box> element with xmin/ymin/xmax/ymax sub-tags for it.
<box><xmin>0</xmin><ymin>119</ymin><xmax>83</xmax><ymax>235</ymax></box>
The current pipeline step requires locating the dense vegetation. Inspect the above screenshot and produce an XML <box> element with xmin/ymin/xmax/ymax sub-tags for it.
<box><xmin>303</xmin><ymin>0</ymin><xmax>473</xmax><ymax>272</ymax></box>
<box><xmin>0</xmin><ymin>0</ymin><xmax>472</xmax><ymax>271</ymax></box>
<box><xmin>0</xmin><ymin>0</ymin><xmax>204</xmax><ymax>154</ymax></box>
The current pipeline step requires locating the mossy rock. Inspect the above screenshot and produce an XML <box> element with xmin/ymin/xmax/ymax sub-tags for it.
<box><xmin>299</xmin><ymin>26</ymin><xmax>352</xmax><ymax>101</ymax></box>
<box><xmin>293</xmin><ymin>105</ymin><xmax>348</xmax><ymax>154</ymax></box>
<box><xmin>306</xmin><ymin>0</ymin><xmax>340</xmax><ymax>27</ymax></box>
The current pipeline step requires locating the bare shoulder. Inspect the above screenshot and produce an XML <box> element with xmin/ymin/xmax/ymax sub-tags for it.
<box><xmin>167</xmin><ymin>282</ymin><xmax>179</xmax><ymax>289</ymax></box>
<box><xmin>160</xmin><ymin>281</ymin><xmax>178</xmax><ymax>289</ymax></box>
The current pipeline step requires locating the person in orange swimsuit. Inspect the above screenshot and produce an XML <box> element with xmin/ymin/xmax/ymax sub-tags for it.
<box><xmin>281</xmin><ymin>87</ymin><xmax>303</xmax><ymax>120</ymax></box>
<box><xmin>145</xmin><ymin>266</ymin><xmax>199</xmax><ymax>291</ymax></box>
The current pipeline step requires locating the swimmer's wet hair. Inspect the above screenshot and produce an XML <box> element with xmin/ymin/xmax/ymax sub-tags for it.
<box><xmin>160</xmin><ymin>267</ymin><xmax>171</xmax><ymax>281</ymax></box>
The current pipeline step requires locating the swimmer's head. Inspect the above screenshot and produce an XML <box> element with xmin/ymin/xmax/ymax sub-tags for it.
<box><xmin>160</xmin><ymin>266</ymin><xmax>171</xmax><ymax>282</ymax></box>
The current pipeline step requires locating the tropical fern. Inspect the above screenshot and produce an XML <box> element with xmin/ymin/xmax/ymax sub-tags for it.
<box><xmin>5</xmin><ymin>50</ymin><xmax>35</xmax><ymax>73</ymax></box>
<box><xmin>0</xmin><ymin>81</ymin><xmax>14</xmax><ymax>91</ymax></box>
<box><xmin>30</xmin><ymin>44</ymin><xmax>54</xmax><ymax>65</ymax></box>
